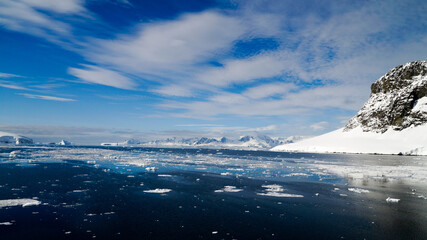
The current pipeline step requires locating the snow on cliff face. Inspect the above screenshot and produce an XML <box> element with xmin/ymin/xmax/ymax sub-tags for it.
<box><xmin>272</xmin><ymin>60</ymin><xmax>427</xmax><ymax>155</ymax></box>
<box><xmin>0</xmin><ymin>131</ymin><xmax>33</xmax><ymax>145</ymax></box>
<box><xmin>345</xmin><ymin>60</ymin><xmax>427</xmax><ymax>133</ymax></box>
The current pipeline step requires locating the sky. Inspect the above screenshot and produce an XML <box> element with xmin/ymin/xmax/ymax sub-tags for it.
<box><xmin>0</xmin><ymin>0</ymin><xmax>426</xmax><ymax>143</ymax></box>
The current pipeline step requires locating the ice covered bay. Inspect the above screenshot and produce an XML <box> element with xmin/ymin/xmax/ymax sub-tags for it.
<box><xmin>0</xmin><ymin>146</ymin><xmax>426</xmax><ymax>239</ymax></box>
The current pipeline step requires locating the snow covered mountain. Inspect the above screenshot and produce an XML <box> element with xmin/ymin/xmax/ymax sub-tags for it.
<box><xmin>272</xmin><ymin>60</ymin><xmax>427</xmax><ymax>155</ymax></box>
<box><xmin>138</xmin><ymin>135</ymin><xmax>295</xmax><ymax>150</ymax></box>
<box><xmin>0</xmin><ymin>131</ymin><xmax>33</xmax><ymax>145</ymax></box>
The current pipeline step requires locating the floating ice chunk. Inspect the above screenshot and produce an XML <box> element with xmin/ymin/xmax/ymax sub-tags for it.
<box><xmin>143</xmin><ymin>189</ymin><xmax>172</xmax><ymax>194</ymax></box>
<box><xmin>348</xmin><ymin>188</ymin><xmax>370</xmax><ymax>194</ymax></box>
<box><xmin>258</xmin><ymin>184</ymin><xmax>304</xmax><ymax>198</ymax></box>
<box><xmin>158</xmin><ymin>174</ymin><xmax>172</xmax><ymax>177</ymax></box>
<box><xmin>220</xmin><ymin>172</ymin><xmax>232</xmax><ymax>176</ymax></box>
<box><xmin>262</xmin><ymin>184</ymin><xmax>284</xmax><ymax>192</ymax></box>
<box><xmin>0</xmin><ymin>222</ymin><xmax>13</xmax><ymax>225</ymax></box>
<box><xmin>0</xmin><ymin>199</ymin><xmax>41</xmax><ymax>208</ymax></box>
<box><xmin>257</xmin><ymin>192</ymin><xmax>304</xmax><ymax>198</ymax></box>
<box><xmin>214</xmin><ymin>186</ymin><xmax>243</xmax><ymax>193</ymax></box>
<box><xmin>226</xmin><ymin>168</ymin><xmax>244</xmax><ymax>171</ymax></box>
<box><xmin>386</xmin><ymin>197</ymin><xmax>400</xmax><ymax>203</ymax></box>
<box><xmin>282</xmin><ymin>173</ymin><xmax>311</xmax><ymax>177</ymax></box>
<box><xmin>145</xmin><ymin>167</ymin><xmax>158</xmax><ymax>172</ymax></box>
<box><xmin>71</xmin><ymin>189</ymin><xmax>88</xmax><ymax>193</ymax></box>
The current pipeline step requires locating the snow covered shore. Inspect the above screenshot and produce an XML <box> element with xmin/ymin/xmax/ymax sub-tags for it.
<box><xmin>272</xmin><ymin>124</ymin><xmax>427</xmax><ymax>155</ymax></box>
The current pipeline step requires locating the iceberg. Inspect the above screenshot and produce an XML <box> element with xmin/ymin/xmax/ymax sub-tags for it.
<box><xmin>0</xmin><ymin>131</ymin><xmax>33</xmax><ymax>145</ymax></box>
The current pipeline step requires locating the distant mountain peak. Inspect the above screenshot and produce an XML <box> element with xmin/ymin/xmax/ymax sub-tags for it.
<box><xmin>345</xmin><ymin>60</ymin><xmax>427</xmax><ymax>133</ymax></box>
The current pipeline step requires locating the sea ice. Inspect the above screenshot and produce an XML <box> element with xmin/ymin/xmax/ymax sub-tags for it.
<box><xmin>0</xmin><ymin>199</ymin><xmax>41</xmax><ymax>208</ymax></box>
<box><xmin>386</xmin><ymin>197</ymin><xmax>400</xmax><ymax>203</ymax></box>
<box><xmin>158</xmin><ymin>174</ymin><xmax>172</xmax><ymax>177</ymax></box>
<box><xmin>258</xmin><ymin>184</ymin><xmax>304</xmax><ymax>198</ymax></box>
<box><xmin>348</xmin><ymin>188</ymin><xmax>370</xmax><ymax>193</ymax></box>
<box><xmin>214</xmin><ymin>186</ymin><xmax>243</xmax><ymax>193</ymax></box>
<box><xmin>143</xmin><ymin>189</ymin><xmax>172</xmax><ymax>194</ymax></box>
<box><xmin>145</xmin><ymin>167</ymin><xmax>158</xmax><ymax>172</ymax></box>
<box><xmin>257</xmin><ymin>192</ymin><xmax>304</xmax><ymax>198</ymax></box>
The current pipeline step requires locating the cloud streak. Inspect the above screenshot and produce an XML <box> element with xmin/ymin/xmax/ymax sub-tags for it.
<box><xmin>19</xmin><ymin>93</ymin><xmax>76</xmax><ymax>102</ymax></box>
<box><xmin>68</xmin><ymin>65</ymin><xmax>137</xmax><ymax>90</ymax></box>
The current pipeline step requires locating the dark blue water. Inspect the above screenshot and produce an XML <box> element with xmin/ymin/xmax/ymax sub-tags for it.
<box><xmin>0</xmin><ymin>146</ymin><xmax>426</xmax><ymax>239</ymax></box>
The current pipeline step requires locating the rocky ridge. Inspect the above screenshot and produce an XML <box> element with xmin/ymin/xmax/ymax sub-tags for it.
<box><xmin>345</xmin><ymin>60</ymin><xmax>427</xmax><ymax>133</ymax></box>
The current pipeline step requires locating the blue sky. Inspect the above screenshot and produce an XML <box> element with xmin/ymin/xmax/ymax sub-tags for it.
<box><xmin>0</xmin><ymin>0</ymin><xmax>426</xmax><ymax>143</ymax></box>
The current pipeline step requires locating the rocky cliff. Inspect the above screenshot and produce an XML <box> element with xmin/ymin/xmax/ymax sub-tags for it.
<box><xmin>345</xmin><ymin>60</ymin><xmax>427</xmax><ymax>133</ymax></box>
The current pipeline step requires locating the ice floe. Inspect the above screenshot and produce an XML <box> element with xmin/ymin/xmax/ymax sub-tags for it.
<box><xmin>0</xmin><ymin>199</ymin><xmax>41</xmax><ymax>208</ymax></box>
<box><xmin>214</xmin><ymin>186</ymin><xmax>243</xmax><ymax>193</ymax></box>
<box><xmin>143</xmin><ymin>189</ymin><xmax>172</xmax><ymax>194</ymax></box>
<box><xmin>348</xmin><ymin>188</ymin><xmax>370</xmax><ymax>193</ymax></box>
<box><xmin>386</xmin><ymin>197</ymin><xmax>400</xmax><ymax>203</ymax></box>
<box><xmin>0</xmin><ymin>222</ymin><xmax>13</xmax><ymax>225</ymax></box>
<box><xmin>257</xmin><ymin>185</ymin><xmax>303</xmax><ymax>198</ymax></box>
<box><xmin>145</xmin><ymin>167</ymin><xmax>158</xmax><ymax>172</ymax></box>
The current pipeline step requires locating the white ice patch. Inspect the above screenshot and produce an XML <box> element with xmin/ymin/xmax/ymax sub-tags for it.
<box><xmin>257</xmin><ymin>184</ymin><xmax>304</xmax><ymax>198</ymax></box>
<box><xmin>282</xmin><ymin>173</ymin><xmax>311</xmax><ymax>177</ymax></box>
<box><xmin>71</xmin><ymin>189</ymin><xmax>88</xmax><ymax>193</ymax></box>
<box><xmin>214</xmin><ymin>186</ymin><xmax>243</xmax><ymax>193</ymax></box>
<box><xmin>220</xmin><ymin>172</ymin><xmax>232</xmax><ymax>176</ymax></box>
<box><xmin>145</xmin><ymin>167</ymin><xmax>158</xmax><ymax>172</ymax></box>
<box><xmin>386</xmin><ymin>197</ymin><xmax>400</xmax><ymax>203</ymax></box>
<box><xmin>143</xmin><ymin>189</ymin><xmax>172</xmax><ymax>194</ymax></box>
<box><xmin>348</xmin><ymin>188</ymin><xmax>370</xmax><ymax>193</ymax></box>
<box><xmin>257</xmin><ymin>192</ymin><xmax>304</xmax><ymax>198</ymax></box>
<box><xmin>0</xmin><ymin>222</ymin><xmax>13</xmax><ymax>225</ymax></box>
<box><xmin>158</xmin><ymin>174</ymin><xmax>172</xmax><ymax>177</ymax></box>
<box><xmin>0</xmin><ymin>199</ymin><xmax>41</xmax><ymax>208</ymax></box>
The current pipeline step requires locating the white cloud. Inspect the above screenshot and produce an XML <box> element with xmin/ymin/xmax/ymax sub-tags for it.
<box><xmin>68</xmin><ymin>65</ymin><xmax>137</xmax><ymax>90</ymax></box>
<box><xmin>198</xmin><ymin>54</ymin><xmax>286</xmax><ymax>87</ymax></box>
<box><xmin>19</xmin><ymin>93</ymin><xmax>76</xmax><ymax>102</ymax></box>
<box><xmin>0</xmin><ymin>0</ymin><xmax>85</xmax><ymax>41</ymax></box>
<box><xmin>19</xmin><ymin>0</ymin><xmax>85</xmax><ymax>14</ymax></box>
<box><xmin>160</xmin><ymin>83</ymin><xmax>368</xmax><ymax>119</ymax></box>
<box><xmin>87</xmin><ymin>11</ymin><xmax>246</xmax><ymax>75</ymax></box>
<box><xmin>0</xmin><ymin>81</ymin><xmax>29</xmax><ymax>90</ymax></box>
<box><xmin>243</xmin><ymin>82</ymin><xmax>296</xmax><ymax>99</ymax></box>
<box><xmin>0</xmin><ymin>72</ymin><xmax>22</xmax><ymax>78</ymax></box>
<box><xmin>151</xmin><ymin>84</ymin><xmax>194</xmax><ymax>97</ymax></box>
<box><xmin>309</xmin><ymin>121</ymin><xmax>328</xmax><ymax>131</ymax></box>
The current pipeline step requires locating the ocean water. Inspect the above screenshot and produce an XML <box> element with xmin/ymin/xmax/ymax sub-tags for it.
<box><xmin>0</xmin><ymin>146</ymin><xmax>426</xmax><ymax>239</ymax></box>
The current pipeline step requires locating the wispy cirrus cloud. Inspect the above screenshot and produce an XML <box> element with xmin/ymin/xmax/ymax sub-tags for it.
<box><xmin>0</xmin><ymin>72</ymin><xmax>23</xmax><ymax>78</ymax></box>
<box><xmin>0</xmin><ymin>0</ymin><xmax>85</xmax><ymax>44</ymax></box>
<box><xmin>0</xmin><ymin>81</ymin><xmax>29</xmax><ymax>90</ymax></box>
<box><xmin>19</xmin><ymin>93</ymin><xmax>76</xmax><ymax>102</ymax></box>
<box><xmin>198</xmin><ymin>54</ymin><xmax>286</xmax><ymax>87</ymax></box>
<box><xmin>86</xmin><ymin>11</ymin><xmax>246</xmax><ymax>74</ymax></box>
<box><xmin>68</xmin><ymin>65</ymin><xmax>137</xmax><ymax>90</ymax></box>
<box><xmin>309</xmin><ymin>121</ymin><xmax>329</xmax><ymax>131</ymax></box>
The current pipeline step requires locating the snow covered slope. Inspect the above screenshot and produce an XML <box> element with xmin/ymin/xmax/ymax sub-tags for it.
<box><xmin>272</xmin><ymin>60</ymin><xmax>427</xmax><ymax>155</ymax></box>
<box><xmin>271</xmin><ymin>125</ymin><xmax>427</xmax><ymax>155</ymax></box>
<box><xmin>0</xmin><ymin>131</ymin><xmax>33</xmax><ymax>145</ymax></box>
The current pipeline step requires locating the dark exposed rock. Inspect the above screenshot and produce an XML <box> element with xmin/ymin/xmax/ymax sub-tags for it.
<box><xmin>345</xmin><ymin>60</ymin><xmax>427</xmax><ymax>133</ymax></box>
